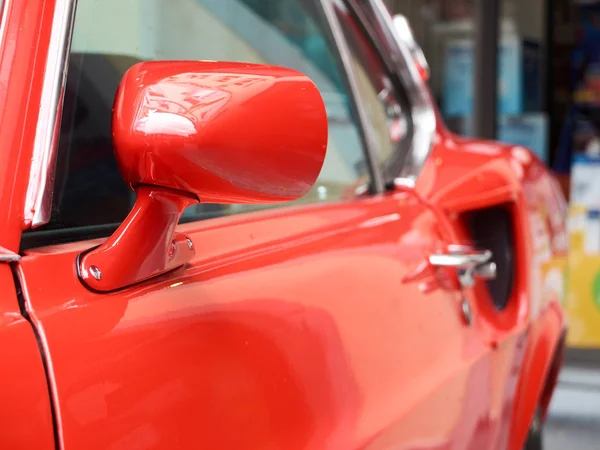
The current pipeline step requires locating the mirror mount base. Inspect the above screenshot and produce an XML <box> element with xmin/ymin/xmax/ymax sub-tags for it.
<box><xmin>77</xmin><ymin>185</ymin><xmax>197</xmax><ymax>292</ymax></box>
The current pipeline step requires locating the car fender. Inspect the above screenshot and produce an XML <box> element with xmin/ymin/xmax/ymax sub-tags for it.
<box><xmin>508</xmin><ymin>301</ymin><xmax>566</xmax><ymax>450</ymax></box>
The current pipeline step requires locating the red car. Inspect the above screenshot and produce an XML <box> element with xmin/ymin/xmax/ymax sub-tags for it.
<box><xmin>0</xmin><ymin>0</ymin><xmax>566</xmax><ymax>449</ymax></box>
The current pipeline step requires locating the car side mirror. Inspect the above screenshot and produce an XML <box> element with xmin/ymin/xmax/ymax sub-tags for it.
<box><xmin>78</xmin><ymin>61</ymin><xmax>328</xmax><ymax>292</ymax></box>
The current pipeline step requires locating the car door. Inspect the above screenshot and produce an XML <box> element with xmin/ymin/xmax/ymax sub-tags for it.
<box><xmin>15</xmin><ymin>0</ymin><xmax>490</xmax><ymax>449</ymax></box>
<box><xmin>329</xmin><ymin>2</ymin><xmax>500</xmax><ymax>448</ymax></box>
<box><xmin>0</xmin><ymin>265</ymin><xmax>56</xmax><ymax>450</ymax></box>
<box><xmin>357</xmin><ymin>3</ymin><xmax>567</xmax><ymax>448</ymax></box>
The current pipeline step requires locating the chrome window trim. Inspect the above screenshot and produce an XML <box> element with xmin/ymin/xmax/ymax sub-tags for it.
<box><xmin>319</xmin><ymin>0</ymin><xmax>386</xmax><ymax>194</ymax></box>
<box><xmin>0</xmin><ymin>0</ymin><xmax>10</xmax><ymax>49</ymax></box>
<box><xmin>0</xmin><ymin>246</ymin><xmax>20</xmax><ymax>262</ymax></box>
<box><xmin>23</xmin><ymin>0</ymin><xmax>77</xmax><ymax>228</ymax></box>
<box><xmin>370</xmin><ymin>0</ymin><xmax>437</xmax><ymax>185</ymax></box>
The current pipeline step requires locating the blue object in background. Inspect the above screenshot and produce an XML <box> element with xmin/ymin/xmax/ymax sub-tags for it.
<box><xmin>498</xmin><ymin>38</ymin><xmax>522</xmax><ymax>115</ymax></box>
<box><xmin>498</xmin><ymin>114</ymin><xmax>548</xmax><ymax>162</ymax></box>
<box><xmin>443</xmin><ymin>41</ymin><xmax>473</xmax><ymax>117</ymax></box>
<box><xmin>443</xmin><ymin>38</ymin><xmax>541</xmax><ymax>118</ymax></box>
<box><xmin>460</xmin><ymin>113</ymin><xmax>549</xmax><ymax>163</ymax></box>
<box><xmin>554</xmin><ymin>4</ymin><xmax>600</xmax><ymax>173</ymax></box>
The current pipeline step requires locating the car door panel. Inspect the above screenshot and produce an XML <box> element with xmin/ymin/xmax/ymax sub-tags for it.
<box><xmin>0</xmin><ymin>266</ymin><xmax>56</xmax><ymax>450</ymax></box>
<box><xmin>19</xmin><ymin>192</ymin><xmax>491</xmax><ymax>449</ymax></box>
<box><xmin>415</xmin><ymin>132</ymin><xmax>568</xmax><ymax>449</ymax></box>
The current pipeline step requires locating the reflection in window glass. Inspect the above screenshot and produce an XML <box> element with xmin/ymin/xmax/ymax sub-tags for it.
<box><xmin>336</xmin><ymin>4</ymin><xmax>409</xmax><ymax>168</ymax></box>
<box><xmin>35</xmin><ymin>0</ymin><xmax>370</xmax><ymax>236</ymax></box>
<box><xmin>387</xmin><ymin>0</ymin><xmax>475</xmax><ymax>135</ymax></box>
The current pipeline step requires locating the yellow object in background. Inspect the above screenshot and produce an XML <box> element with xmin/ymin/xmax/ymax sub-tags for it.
<box><xmin>564</xmin><ymin>205</ymin><xmax>600</xmax><ymax>348</ymax></box>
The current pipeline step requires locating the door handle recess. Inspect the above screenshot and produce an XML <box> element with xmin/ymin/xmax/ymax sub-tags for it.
<box><xmin>429</xmin><ymin>246</ymin><xmax>496</xmax><ymax>288</ymax></box>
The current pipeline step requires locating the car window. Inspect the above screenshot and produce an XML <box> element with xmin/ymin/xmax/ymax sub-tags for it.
<box><xmin>25</xmin><ymin>0</ymin><xmax>372</xmax><ymax>242</ymax></box>
<box><xmin>334</xmin><ymin>2</ymin><xmax>411</xmax><ymax>177</ymax></box>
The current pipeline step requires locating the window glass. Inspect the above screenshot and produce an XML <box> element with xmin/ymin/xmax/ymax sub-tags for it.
<box><xmin>386</xmin><ymin>0</ymin><xmax>476</xmax><ymax>135</ymax></box>
<box><xmin>335</xmin><ymin>4</ymin><xmax>410</xmax><ymax>172</ymax></box>
<box><xmin>33</xmin><ymin>0</ymin><xmax>370</xmax><ymax>236</ymax></box>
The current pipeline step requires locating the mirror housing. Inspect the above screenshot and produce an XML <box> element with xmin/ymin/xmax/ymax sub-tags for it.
<box><xmin>78</xmin><ymin>61</ymin><xmax>328</xmax><ymax>292</ymax></box>
<box><xmin>113</xmin><ymin>60</ymin><xmax>327</xmax><ymax>203</ymax></box>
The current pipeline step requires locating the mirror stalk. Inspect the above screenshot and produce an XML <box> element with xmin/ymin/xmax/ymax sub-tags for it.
<box><xmin>78</xmin><ymin>186</ymin><xmax>196</xmax><ymax>292</ymax></box>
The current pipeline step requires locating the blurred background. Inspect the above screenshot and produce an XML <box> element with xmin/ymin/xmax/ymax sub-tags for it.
<box><xmin>384</xmin><ymin>1</ymin><xmax>600</xmax><ymax>448</ymax></box>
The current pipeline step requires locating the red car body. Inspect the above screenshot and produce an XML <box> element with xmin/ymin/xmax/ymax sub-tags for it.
<box><xmin>0</xmin><ymin>0</ymin><xmax>566</xmax><ymax>449</ymax></box>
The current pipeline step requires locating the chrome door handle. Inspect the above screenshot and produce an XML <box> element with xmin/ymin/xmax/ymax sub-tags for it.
<box><xmin>429</xmin><ymin>246</ymin><xmax>496</xmax><ymax>288</ymax></box>
<box><xmin>428</xmin><ymin>249</ymin><xmax>491</xmax><ymax>268</ymax></box>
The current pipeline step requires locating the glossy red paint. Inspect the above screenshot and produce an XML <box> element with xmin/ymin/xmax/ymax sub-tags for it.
<box><xmin>28</xmin><ymin>126</ymin><xmax>565</xmax><ymax>450</ymax></box>
<box><xmin>0</xmin><ymin>0</ymin><xmax>65</xmax><ymax>447</ymax></box>
<box><xmin>508</xmin><ymin>303</ymin><xmax>566</xmax><ymax>449</ymax></box>
<box><xmin>0</xmin><ymin>0</ymin><xmax>60</xmax><ymax>249</ymax></box>
<box><xmin>0</xmin><ymin>266</ymin><xmax>55</xmax><ymax>450</ymax></box>
<box><xmin>78</xmin><ymin>186</ymin><xmax>196</xmax><ymax>292</ymax></box>
<box><xmin>413</xmin><ymin>127</ymin><xmax>568</xmax><ymax>448</ymax></box>
<box><xmin>113</xmin><ymin>61</ymin><xmax>328</xmax><ymax>204</ymax></box>
<box><xmin>0</xmin><ymin>0</ymin><xmax>567</xmax><ymax>448</ymax></box>
<box><xmin>19</xmin><ymin>193</ymin><xmax>501</xmax><ymax>449</ymax></box>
